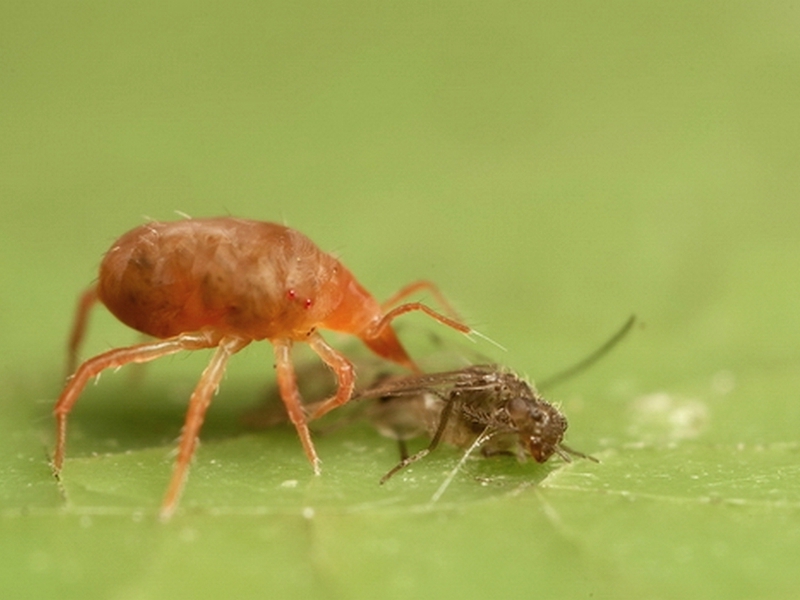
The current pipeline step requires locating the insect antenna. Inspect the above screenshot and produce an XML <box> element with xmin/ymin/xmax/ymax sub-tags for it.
<box><xmin>555</xmin><ymin>443</ymin><xmax>600</xmax><ymax>463</ymax></box>
<box><xmin>538</xmin><ymin>314</ymin><xmax>636</xmax><ymax>390</ymax></box>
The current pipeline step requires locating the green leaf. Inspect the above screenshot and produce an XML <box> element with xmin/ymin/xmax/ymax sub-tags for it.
<box><xmin>2</xmin><ymin>2</ymin><xmax>800</xmax><ymax>599</ymax></box>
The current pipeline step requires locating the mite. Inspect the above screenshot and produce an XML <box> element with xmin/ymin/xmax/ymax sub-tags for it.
<box><xmin>354</xmin><ymin>364</ymin><xmax>596</xmax><ymax>484</ymax></box>
<box><xmin>55</xmin><ymin>217</ymin><xmax>469</xmax><ymax>519</ymax></box>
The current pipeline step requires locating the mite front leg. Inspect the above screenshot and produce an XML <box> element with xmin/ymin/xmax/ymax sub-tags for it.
<box><xmin>380</xmin><ymin>280</ymin><xmax>461</xmax><ymax>320</ymax></box>
<box><xmin>306</xmin><ymin>331</ymin><xmax>355</xmax><ymax>420</ymax></box>
<box><xmin>160</xmin><ymin>335</ymin><xmax>250</xmax><ymax>521</ymax></box>
<box><xmin>373</xmin><ymin>302</ymin><xmax>470</xmax><ymax>340</ymax></box>
<box><xmin>53</xmin><ymin>330</ymin><xmax>222</xmax><ymax>474</ymax></box>
<box><xmin>273</xmin><ymin>339</ymin><xmax>322</xmax><ymax>475</ymax></box>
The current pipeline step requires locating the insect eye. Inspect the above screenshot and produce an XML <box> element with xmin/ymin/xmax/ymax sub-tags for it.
<box><xmin>507</xmin><ymin>397</ymin><xmax>532</xmax><ymax>420</ymax></box>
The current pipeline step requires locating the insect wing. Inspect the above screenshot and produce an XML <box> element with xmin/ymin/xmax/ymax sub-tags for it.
<box><xmin>353</xmin><ymin>364</ymin><xmax>503</xmax><ymax>402</ymax></box>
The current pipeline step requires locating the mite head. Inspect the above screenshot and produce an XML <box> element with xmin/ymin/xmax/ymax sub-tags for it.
<box><xmin>505</xmin><ymin>395</ymin><xmax>568</xmax><ymax>463</ymax></box>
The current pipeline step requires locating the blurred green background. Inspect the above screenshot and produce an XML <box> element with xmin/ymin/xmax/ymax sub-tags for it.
<box><xmin>2</xmin><ymin>2</ymin><xmax>800</xmax><ymax>598</ymax></box>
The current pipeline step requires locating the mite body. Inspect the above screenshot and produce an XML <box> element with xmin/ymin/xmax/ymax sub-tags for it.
<box><xmin>355</xmin><ymin>364</ymin><xmax>595</xmax><ymax>483</ymax></box>
<box><xmin>55</xmin><ymin>217</ymin><xmax>468</xmax><ymax>519</ymax></box>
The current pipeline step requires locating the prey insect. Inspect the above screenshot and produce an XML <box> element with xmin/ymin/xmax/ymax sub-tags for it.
<box><xmin>357</xmin><ymin>365</ymin><xmax>595</xmax><ymax>485</ymax></box>
<box><xmin>357</xmin><ymin>316</ymin><xmax>635</xmax><ymax>486</ymax></box>
<box><xmin>54</xmin><ymin>217</ymin><xmax>470</xmax><ymax>519</ymax></box>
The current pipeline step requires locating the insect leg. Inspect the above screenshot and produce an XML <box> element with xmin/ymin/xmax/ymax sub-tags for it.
<box><xmin>379</xmin><ymin>393</ymin><xmax>456</xmax><ymax>484</ymax></box>
<box><xmin>273</xmin><ymin>339</ymin><xmax>322</xmax><ymax>475</ymax></box>
<box><xmin>430</xmin><ymin>426</ymin><xmax>494</xmax><ymax>504</ymax></box>
<box><xmin>66</xmin><ymin>284</ymin><xmax>99</xmax><ymax>376</ymax></box>
<box><xmin>160</xmin><ymin>335</ymin><xmax>250</xmax><ymax>520</ymax></box>
<box><xmin>397</xmin><ymin>439</ymin><xmax>409</xmax><ymax>461</ymax></box>
<box><xmin>53</xmin><ymin>330</ymin><xmax>222</xmax><ymax>474</ymax></box>
<box><xmin>306</xmin><ymin>331</ymin><xmax>356</xmax><ymax>420</ymax></box>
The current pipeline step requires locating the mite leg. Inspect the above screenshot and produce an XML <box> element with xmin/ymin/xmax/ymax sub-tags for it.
<box><xmin>371</xmin><ymin>302</ymin><xmax>471</xmax><ymax>341</ymax></box>
<box><xmin>160</xmin><ymin>335</ymin><xmax>250</xmax><ymax>521</ymax></box>
<box><xmin>306</xmin><ymin>331</ymin><xmax>355</xmax><ymax>421</ymax></box>
<box><xmin>362</xmin><ymin>299</ymin><xmax>471</xmax><ymax>376</ymax></box>
<box><xmin>380</xmin><ymin>280</ymin><xmax>462</xmax><ymax>322</ymax></box>
<box><xmin>361</xmin><ymin>283</ymin><xmax>470</xmax><ymax>373</ymax></box>
<box><xmin>66</xmin><ymin>285</ymin><xmax>99</xmax><ymax>376</ymax></box>
<box><xmin>273</xmin><ymin>339</ymin><xmax>322</xmax><ymax>475</ymax></box>
<box><xmin>53</xmin><ymin>330</ymin><xmax>223</xmax><ymax>474</ymax></box>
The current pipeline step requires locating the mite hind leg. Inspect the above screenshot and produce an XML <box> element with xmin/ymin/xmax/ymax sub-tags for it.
<box><xmin>53</xmin><ymin>330</ymin><xmax>223</xmax><ymax>473</ymax></box>
<box><xmin>160</xmin><ymin>335</ymin><xmax>250</xmax><ymax>521</ymax></box>
<box><xmin>66</xmin><ymin>285</ymin><xmax>100</xmax><ymax>375</ymax></box>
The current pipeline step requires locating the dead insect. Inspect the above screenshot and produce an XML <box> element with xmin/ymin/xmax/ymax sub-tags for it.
<box><xmin>355</xmin><ymin>364</ymin><xmax>597</xmax><ymax>484</ymax></box>
<box><xmin>54</xmin><ymin>217</ymin><xmax>470</xmax><ymax>519</ymax></box>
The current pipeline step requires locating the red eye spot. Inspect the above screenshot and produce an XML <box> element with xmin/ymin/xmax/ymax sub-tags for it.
<box><xmin>286</xmin><ymin>289</ymin><xmax>296</xmax><ymax>300</ymax></box>
<box><xmin>304</xmin><ymin>298</ymin><xmax>313</xmax><ymax>309</ymax></box>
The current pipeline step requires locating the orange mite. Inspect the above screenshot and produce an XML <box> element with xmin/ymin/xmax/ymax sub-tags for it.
<box><xmin>55</xmin><ymin>217</ymin><xmax>470</xmax><ymax>519</ymax></box>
